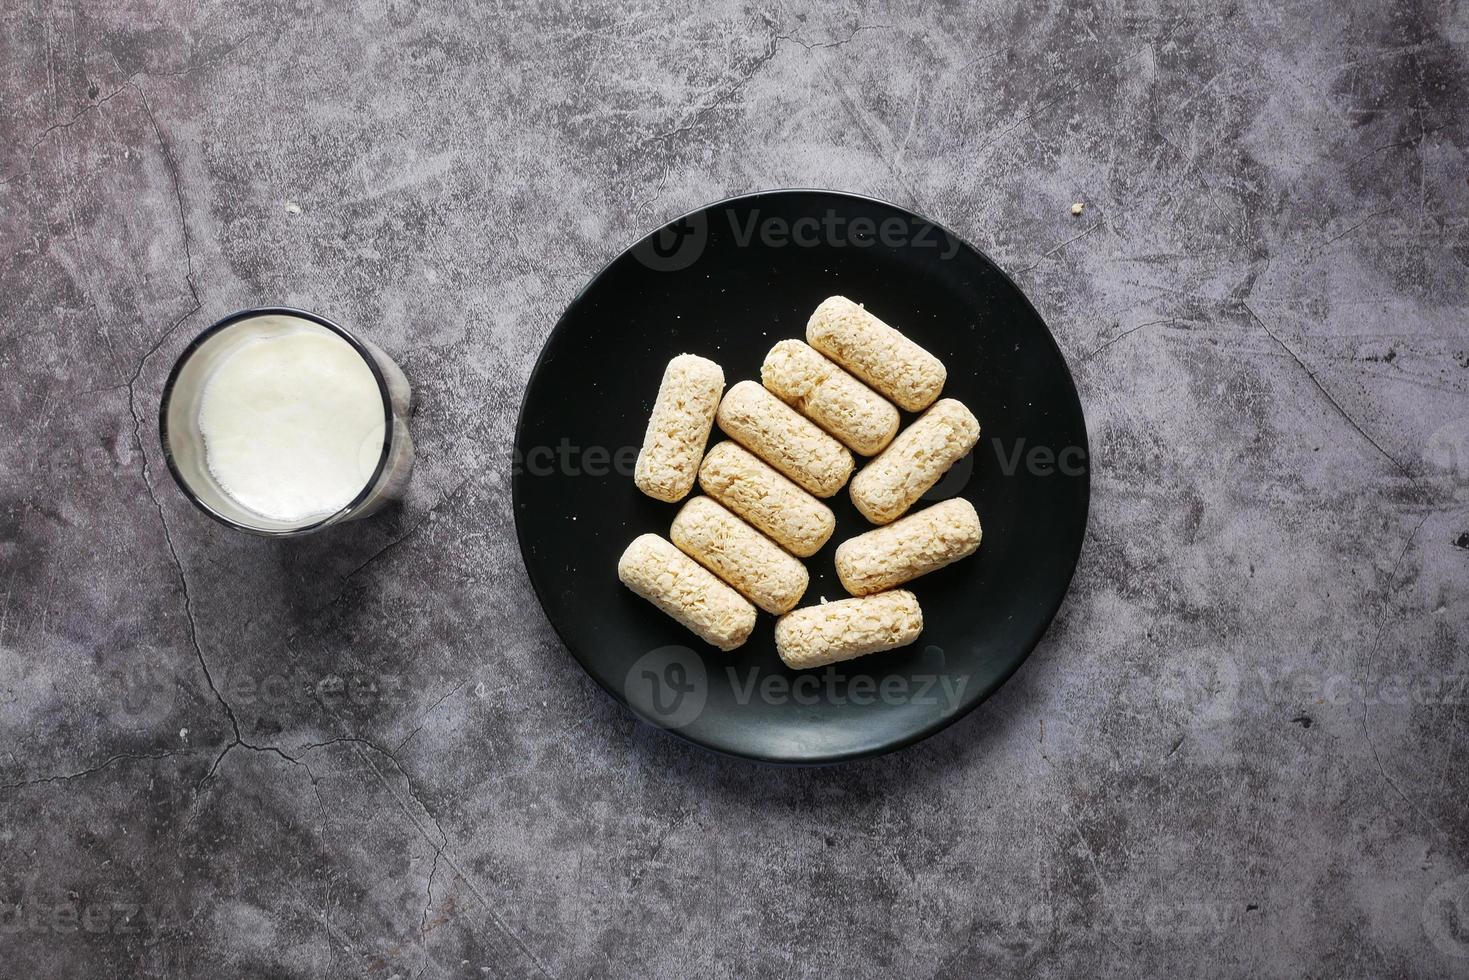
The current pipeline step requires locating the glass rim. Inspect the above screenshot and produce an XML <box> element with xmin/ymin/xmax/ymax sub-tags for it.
<box><xmin>158</xmin><ymin>305</ymin><xmax>396</xmax><ymax>537</ymax></box>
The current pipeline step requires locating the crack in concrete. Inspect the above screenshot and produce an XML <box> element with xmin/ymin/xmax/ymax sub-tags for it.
<box><xmin>125</xmin><ymin>80</ymin><xmax>203</xmax><ymax>391</ymax></box>
<box><xmin>970</xmin><ymin>21</ymin><xmax>1187</xmax><ymax>163</ymax></box>
<box><xmin>639</xmin><ymin>18</ymin><xmax>887</xmax><ymax>151</ymax></box>
<box><xmin>641</xmin><ymin>32</ymin><xmax>782</xmax><ymax>148</ymax></box>
<box><xmin>29</xmin><ymin>89</ymin><xmax>240</xmax><ymax>797</ymax></box>
<box><xmin>626</xmin><ymin>810</ymin><xmax>692</xmax><ymax>895</ymax></box>
<box><xmin>89</xmin><ymin>80</ymin><xmax>381</xmax><ymax>804</ymax></box>
<box><xmin>1058</xmin><ymin>803</ymin><xmax>1127</xmax><ymax>955</ymax></box>
<box><xmin>1242</xmin><ymin>300</ymin><xmax>1421</xmax><ymax>487</ymax></box>
<box><xmin>776</xmin><ymin>23</ymin><xmax>888</xmax><ymax>52</ymax></box>
<box><xmin>1165</xmin><ymin>733</ymin><xmax>1187</xmax><ymax>760</ymax></box>
<box><xmin>1358</xmin><ymin>511</ymin><xmax>1450</xmax><ymax>843</ymax></box>
<box><xmin>0</xmin><ymin>34</ymin><xmax>255</xmax><ymax>186</ymax></box>
<box><xmin>316</xmin><ymin>477</ymin><xmax>476</xmax><ymax>613</ymax></box>
<box><xmin>1</xmin><ymin>748</ymin><xmax>189</xmax><ymax>790</ymax></box>
<box><xmin>107</xmin><ymin>80</ymin><xmax>243</xmax><ymax>786</ymax></box>
<box><xmin>414</xmin><ymin>846</ymin><xmax>442</xmax><ymax>979</ymax></box>
<box><xmin>199</xmin><ymin>738</ymin><xmax>304</xmax><ymax>789</ymax></box>
<box><xmin>624</xmin><ymin>17</ymin><xmax>887</xmax><ymax>219</ymax></box>
<box><xmin>822</xmin><ymin>54</ymin><xmax>930</xmax><ymax>213</ymax></box>
<box><xmin>344</xmin><ymin>478</ymin><xmax>473</xmax><ymax>583</ymax></box>
<box><xmin>296</xmin><ymin>734</ymin><xmax>553</xmax><ymax>977</ymax></box>
<box><xmin>1082</xmin><ymin>318</ymin><xmax>1178</xmax><ymax>362</ymax></box>
<box><xmin>0</xmin><ymin>80</ymin><xmax>140</xmax><ymax>187</ymax></box>
<box><xmin>1015</xmin><ymin>219</ymin><xmax>1104</xmax><ymax>275</ymax></box>
<box><xmin>395</xmin><ymin>679</ymin><xmax>468</xmax><ymax>753</ymax></box>
<box><xmin>1311</xmin><ymin>207</ymin><xmax>1395</xmax><ymax>251</ymax></box>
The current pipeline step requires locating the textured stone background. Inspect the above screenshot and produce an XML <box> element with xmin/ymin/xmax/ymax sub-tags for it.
<box><xmin>2</xmin><ymin>0</ymin><xmax>1467</xmax><ymax>976</ymax></box>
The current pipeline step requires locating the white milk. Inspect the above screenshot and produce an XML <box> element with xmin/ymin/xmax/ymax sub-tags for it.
<box><xmin>197</xmin><ymin>329</ymin><xmax>385</xmax><ymax>523</ymax></box>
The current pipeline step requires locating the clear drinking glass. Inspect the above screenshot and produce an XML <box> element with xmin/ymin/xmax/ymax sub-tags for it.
<box><xmin>160</xmin><ymin>307</ymin><xmax>415</xmax><ymax>535</ymax></box>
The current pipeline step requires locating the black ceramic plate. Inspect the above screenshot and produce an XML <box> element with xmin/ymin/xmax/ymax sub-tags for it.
<box><xmin>513</xmin><ymin>190</ymin><xmax>1089</xmax><ymax>764</ymax></box>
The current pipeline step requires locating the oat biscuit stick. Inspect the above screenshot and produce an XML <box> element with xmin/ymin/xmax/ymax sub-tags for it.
<box><xmin>715</xmin><ymin>380</ymin><xmax>854</xmax><ymax>498</ymax></box>
<box><xmin>849</xmin><ymin>399</ymin><xmax>980</xmax><ymax>524</ymax></box>
<box><xmin>761</xmin><ymin>339</ymin><xmax>900</xmax><ymax>456</ymax></box>
<box><xmin>774</xmin><ymin>591</ymin><xmax>924</xmax><ymax>669</ymax></box>
<box><xmin>617</xmin><ymin>534</ymin><xmax>756</xmax><ymax>651</ymax></box>
<box><xmin>835</xmin><ymin>498</ymin><xmax>982</xmax><ymax>596</ymax></box>
<box><xmin>697</xmin><ymin>441</ymin><xmax>834</xmax><ymax>557</ymax></box>
<box><xmin>634</xmin><ymin>354</ymin><xmax>726</xmax><ymax>502</ymax></box>
<box><xmin>806</xmin><ymin>296</ymin><xmax>946</xmax><ymax>412</ymax></box>
<box><xmin>670</xmin><ymin>496</ymin><xmax>808</xmax><ymax>615</ymax></box>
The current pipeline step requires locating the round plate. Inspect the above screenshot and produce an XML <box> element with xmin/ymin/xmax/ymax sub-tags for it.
<box><xmin>513</xmin><ymin>189</ymin><xmax>1089</xmax><ymax>764</ymax></box>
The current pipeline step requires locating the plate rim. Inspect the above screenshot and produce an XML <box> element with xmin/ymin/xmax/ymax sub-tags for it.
<box><xmin>512</xmin><ymin>187</ymin><xmax>1092</xmax><ymax>765</ymax></box>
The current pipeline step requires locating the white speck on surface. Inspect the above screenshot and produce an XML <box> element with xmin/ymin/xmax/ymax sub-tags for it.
<box><xmin>179</xmin><ymin>728</ymin><xmax>188</xmax><ymax>740</ymax></box>
<box><xmin>1071</xmin><ymin>202</ymin><xmax>1085</xmax><ymax>215</ymax></box>
<box><xmin>285</xmin><ymin>201</ymin><xmax>302</xmax><ymax>214</ymax></box>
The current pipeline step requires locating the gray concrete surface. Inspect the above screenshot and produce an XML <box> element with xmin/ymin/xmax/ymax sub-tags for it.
<box><xmin>2</xmin><ymin>0</ymin><xmax>1467</xmax><ymax>976</ymax></box>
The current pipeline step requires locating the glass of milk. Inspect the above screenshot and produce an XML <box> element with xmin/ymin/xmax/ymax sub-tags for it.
<box><xmin>160</xmin><ymin>308</ymin><xmax>415</xmax><ymax>535</ymax></box>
